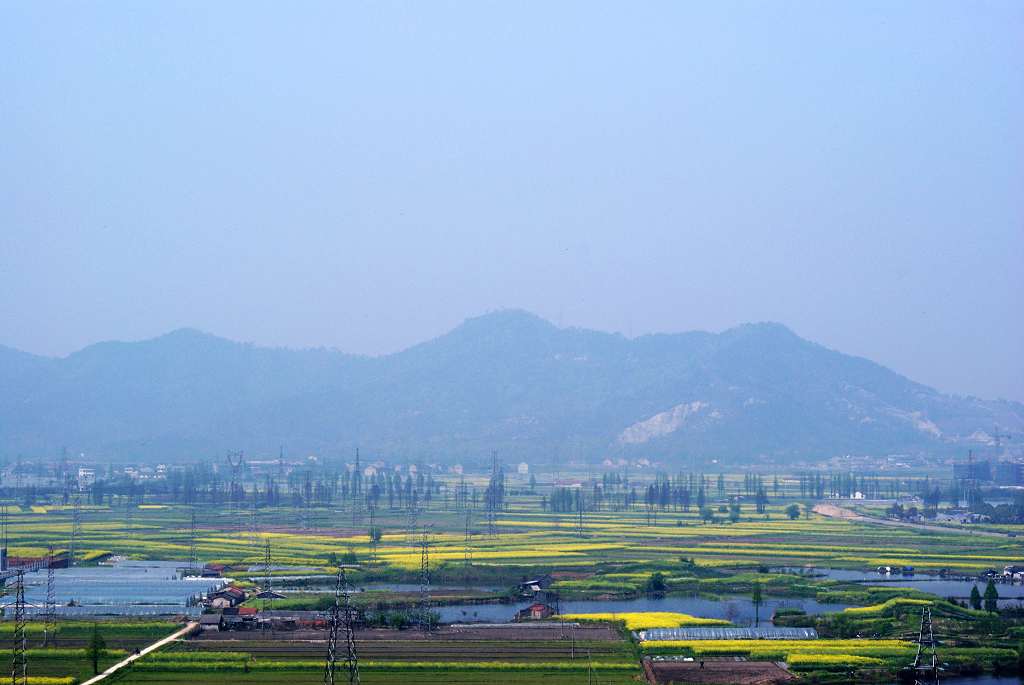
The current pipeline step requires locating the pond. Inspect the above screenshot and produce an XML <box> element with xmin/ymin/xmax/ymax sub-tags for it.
<box><xmin>435</xmin><ymin>594</ymin><xmax>852</xmax><ymax>625</ymax></box>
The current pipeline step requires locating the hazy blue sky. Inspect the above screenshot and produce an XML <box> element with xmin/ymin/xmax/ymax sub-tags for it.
<box><xmin>1</xmin><ymin>1</ymin><xmax>1022</xmax><ymax>401</ymax></box>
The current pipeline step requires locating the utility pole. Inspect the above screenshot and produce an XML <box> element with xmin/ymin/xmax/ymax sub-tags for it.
<box><xmin>11</xmin><ymin>570</ymin><xmax>27</xmax><ymax>685</ymax></box>
<box><xmin>42</xmin><ymin>547</ymin><xmax>57</xmax><ymax>647</ymax></box>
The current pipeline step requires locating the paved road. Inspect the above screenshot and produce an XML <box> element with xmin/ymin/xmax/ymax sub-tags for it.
<box><xmin>80</xmin><ymin>621</ymin><xmax>198</xmax><ymax>685</ymax></box>
<box><xmin>813</xmin><ymin>503</ymin><xmax>1011</xmax><ymax>539</ymax></box>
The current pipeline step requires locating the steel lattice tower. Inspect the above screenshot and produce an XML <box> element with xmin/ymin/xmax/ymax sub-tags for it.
<box><xmin>324</xmin><ymin>566</ymin><xmax>359</xmax><ymax>685</ymax></box>
<box><xmin>124</xmin><ymin>497</ymin><xmax>134</xmax><ymax>536</ymax></box>
<box><xmin>367</xmin><ymin>504</ymin><xmax>377</xmax><ymax>564</ymax></box>
<box><xmin>418</xmin><ymin>528</ymin><xmax>431</xmax><ymax>632</ymax></box>
<box><xmin>485</xmin><ymin>451</ymin><xmax>504</xmax><ymax>538</ymax></box>
<box><xmin>576</xmin><ymin>494</ymin><xmax>585</xmax><ymax>539</ymax></box>
<box><xmin>1</xmin><ymin>505</ymin><xmax>8</xmax><ymax>571</ymax></box>
<box><xmin>463</xmin><ymin>509</ymin><xmax>472</xmax><ymax>569</ymax></box>
<box><xmin>11</xmin><ymin>570</ymin><xmax>27</xmax><ymax>685</ymax></box>
<box><xmin>42</xmin><ymin>547</ymin><xmax>57</xmax><ymax>648</ymax></box>
<box><xmin>350</xmin><ymin>449</ymin><xmax>363</xmax><ymax>527</ymax></box>
<box><xmin>187</xmin><ymin>510</ymin><xmax>199</xmax><ymax>576</ymax></box>
<box><xmin>226</xmin><ymin>450</ymin><xmax>245</xmax><ymax>530</ymax></box>
<box><xmin>906</xmin><ymin>607</ymin><xmax>940</xmax><ymax>685</ymax></box>
<box><xmin>405</xmin><ymin>506</ymin><xmax>418</xmax><ymax>545</ymax></box>
<box><xmin>249</xmin><ymin>499</ymin><xmax>259</xmax><ymax>558</ymax></box>
<box><xmin>262</xmin><ymin>538</ymin><xmax>273</xmax><ymax>609</ymax></box>
<box><xmin>68</xmin><ymin>498</ymin><xmax>82</xmax><ymax>568</ymax></box>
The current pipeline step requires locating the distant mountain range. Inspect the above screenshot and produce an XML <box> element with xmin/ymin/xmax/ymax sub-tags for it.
<box><xmin>1</xmin><ymin>310</ymin><xmax>1021</xmax><ymax>464</ymax></box>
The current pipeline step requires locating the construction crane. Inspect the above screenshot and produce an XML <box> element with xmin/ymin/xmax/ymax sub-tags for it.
<box><xmin>324</xmin><ymin>565</ymin><xmax>359</xmax><ymax>685</ymax></box>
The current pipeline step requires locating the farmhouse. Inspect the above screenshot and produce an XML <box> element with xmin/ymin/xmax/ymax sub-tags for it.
<box><xmin>208</xmin><ymin>585</ymin><xmax>247</xmax><ymax>608</ymax></box>
<box><xmin>199</xmin><ymin>613</ymin><xmax>223</xmax><ymax>632</ymax></box>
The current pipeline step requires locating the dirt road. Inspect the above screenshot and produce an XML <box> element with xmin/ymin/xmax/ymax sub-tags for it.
<box><xmin>813</xmin><ymin>503</ymin><xmax>1010</xmax><ymax>538</ymax></box>
<box><xmin>80</xmin><ymin>621</ymin><xmax>198</xmax><ymax>685</ymax></box>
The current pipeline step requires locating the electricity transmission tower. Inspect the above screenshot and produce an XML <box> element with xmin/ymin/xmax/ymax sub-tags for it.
<box><xmin>902</xmin><ymin>607</ymin><xmax>939</xmax><ymax>685</ymax></box>
<box><xmin>187</xmin><ymin>509</ymin><xmax>199</xmax><ymax>576</ymax></box>
<box><xmin>418</xmin><ymin>528</ymin><xmax>432</xmax><ymax>632</ymax></box>
<box><xmin>367</xmin><ymin>504</ymin><xmax>377</xmax><ymax>564</ymax></box>
<box><xmin>124</xmin><ymin>496</ymin><xmax>134</xmax><ymax>536</ymax></box>
<box><xmin>226</xmin><ymin>450</ymin><xmax>245</xmax><ymax>527</ymax></box>
<box><xmin>42</xmin><ymin>546</ymin><xmax>57</xmax><ymax>647</ymax></box>
<box><xmin>68</xmin><ymin>498</ymin><xmax>82</xmax><ymax>567</ymax></box>
<box><xmin>324</xmin><ymin>565</ymin><xmax>359</xmax><ymax>685</ymax></box>
<box><xmin>576</xmin><ymin>494</ymin><xmax>585</xmax><ymax>539</ymax></box>
<box><xmin>405</xmin><ymin>506</ymin><xmax>419</xmax><ymax>545</ymax></box>
<box><xmin>350</xmin><ymin>449</ymin><xmax>363</xmax><ymax>527</ymax></box>
<box><xmin>1</xmin><ymin>505</ymin><xmax>8</xmax><ymax>571</ymax></box>
<box><xmin>11</xmin><ymin>570</ymin><xmax>27</xmax><ymax>684</ymax></box>
<box><xmin>262</xmin><ymin>538</ymin><xmax>274</xmax><ymax>609</ymax></box>
<box><xmin>485</xmin><ymin>451</ymin><xmax>500</xmax><ymax>537</ymax></box>
<box><xmin>463</xmin><ymin>509</ymin><xmax>472</xmax><ymax>570</ymax></box>
<box><xmin>249</xmin><ymin>499</ymin><xmax>260</xmax><ymax>557</ymax></box>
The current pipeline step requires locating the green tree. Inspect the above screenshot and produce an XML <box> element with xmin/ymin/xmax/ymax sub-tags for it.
<box><xmin>752</xmin><ymin>583</ymin><xmax>763</xmax><ymax>627</ymax></box>
<box><xmin>699</xmin><ymin>506</ymin><xmax>714</xmax><ymax>523</ymax></box>
<box><xmin>785</xmin><ymin>504</ymin><xmax>800</xmax><ymax>520</ymax></box>
<box><xmin>983</xmin><ymin>579</ymin><xmax>999</xmax><ymax>613</ymax></box>
<box><xmin>87</xmin><ymin>623</ymin><xmax>106</xmax><ymax>675</ymax></box>
<box><xmin>970</xmin><ymin>585</ymin><xmax>982</xmax><ymax>611</ymax></box>
<box><xmin>645</xmin><ymin>571</ymin><xmax>667</xmax><ymax>595</ymax></box>
<box><xmin>728</xmin><ymin>500</ymin><xmax>741</xmax><ymax>523</ymax></box>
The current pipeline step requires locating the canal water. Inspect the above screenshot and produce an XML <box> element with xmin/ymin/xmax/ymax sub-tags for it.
<box><xmin>436</xmin><ymin>595</ymin><xmax>851</xmax><ymax>624</ymax></box>
<box><xmin>774</xmin><ymin>567</ymin><xmax>1024</xmax><ymax>605</ymax></box>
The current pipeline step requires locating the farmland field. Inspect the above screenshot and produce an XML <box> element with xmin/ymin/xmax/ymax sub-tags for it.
<box><xmin>6</xmin><ymin>471</ymin><xmax>1024</xmax><ymax>684</ymax></box>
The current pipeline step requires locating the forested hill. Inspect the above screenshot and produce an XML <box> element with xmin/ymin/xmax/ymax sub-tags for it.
<box><xmin>1</xmin><ymin>310</ymin><xmax>1020</xmax><ymax>463</ymax></box>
